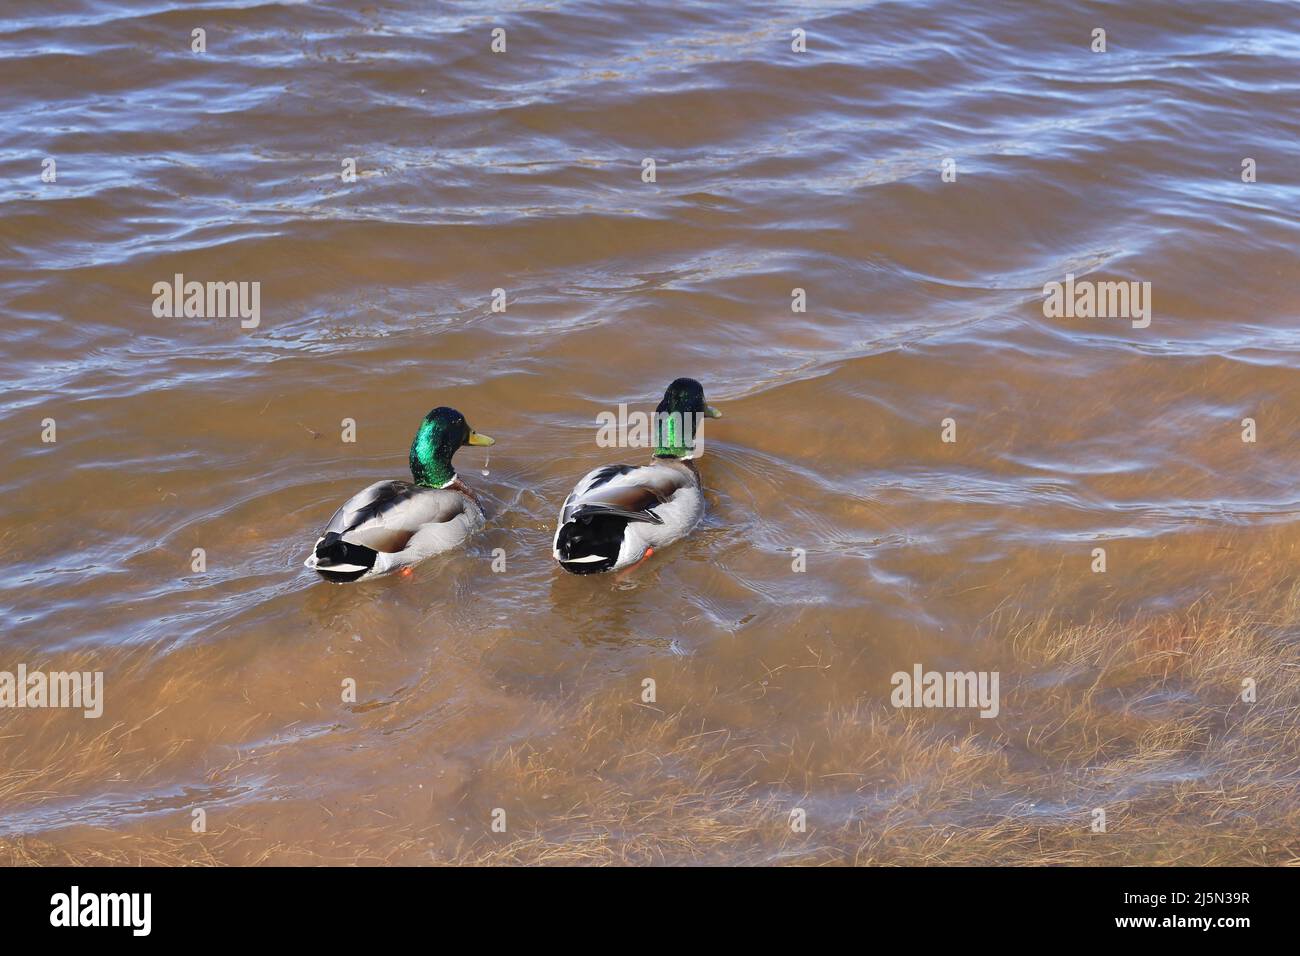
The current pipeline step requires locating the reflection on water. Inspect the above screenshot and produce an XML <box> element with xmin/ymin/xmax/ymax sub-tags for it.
<box><xmin>1</xmin><ymin>0</ymin><xmax>1299</xmax><ymax>864</ymax></box>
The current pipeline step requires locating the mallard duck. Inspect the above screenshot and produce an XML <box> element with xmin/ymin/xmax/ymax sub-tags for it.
<box><xmin>304</xmin><ymin>406</ymin><xmax>495</xmax><ymax>583</ymax></box>
<box><xmin>552</xmin><ymin>378</ymin><xmax>721</xmax><ymax>574</ymax></box>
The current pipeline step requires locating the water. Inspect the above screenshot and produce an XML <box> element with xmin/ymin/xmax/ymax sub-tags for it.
<box><xmin>1</xmin><ymin>0</ymin><xmax>1298</xmax><ymax>864</ymax></box>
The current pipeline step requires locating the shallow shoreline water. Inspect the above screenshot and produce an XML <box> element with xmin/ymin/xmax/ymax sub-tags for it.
<box><xmin>2</xmin><ymin>0</ymin><xmax>1298</xmax><ymax>864</ymax></box>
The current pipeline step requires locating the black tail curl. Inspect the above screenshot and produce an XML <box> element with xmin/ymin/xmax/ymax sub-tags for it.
<box><xmin>314</xmin><ymin>532</ymin><xmax>378</xmax><ymax>583</ymax></box>
<box><xmin>555</xmin><ymin>511</ymin><xmax>626</xmax><ymax>574</ymax></box>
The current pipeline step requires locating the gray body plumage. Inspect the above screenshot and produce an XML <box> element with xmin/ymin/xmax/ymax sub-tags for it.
<box><xmin>552</xmin><ymin>459</ymin><xmax>703</xmax><ymax>573</ymax></box>
<box><xmin>305</xmin><ymin>479</ymin><xmax>485</xmax><ymax>581</ymax></box>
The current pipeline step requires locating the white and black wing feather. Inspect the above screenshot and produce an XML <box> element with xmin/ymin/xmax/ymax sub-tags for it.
<box><xmin>553</xmin><ymin>463</ymin><xmax>700</xmax><ymax>573</ymax></box>
<box><xmin>307</xmin><ymin>480</ymin><xmax>474</xmax><ymax>581</ymax></box>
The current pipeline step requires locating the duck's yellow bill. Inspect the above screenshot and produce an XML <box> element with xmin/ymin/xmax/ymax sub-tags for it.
<box><xmin>467</xmin><ymin>430</ymin><xmax>495</xmax><ymax>446</ymax></box>
<box><xmin>705</xmin><ymin>405</ymin><xmax>722</xmax><ymax>419</ymax></box>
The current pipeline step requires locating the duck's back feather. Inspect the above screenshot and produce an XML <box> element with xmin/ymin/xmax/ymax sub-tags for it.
<box><xmin>307</xmin><ymin>479</ymin><xmax>483</xmax><ymax>581</ymax></box>
<box><xmin>324</xmin><ymin>481</ymin><xmax>463</xmax><ymax>543</ymax></box>
<box><xmin>553</xmin><ymin>460</ymin><xmax>702</xmax><ymax>573</ymax></box>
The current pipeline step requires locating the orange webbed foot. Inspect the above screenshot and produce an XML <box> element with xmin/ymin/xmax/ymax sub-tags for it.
<box><xmin>615</xmin><ymin>547</ymin><xmax>655</xmax><ymax>581</ymax></box>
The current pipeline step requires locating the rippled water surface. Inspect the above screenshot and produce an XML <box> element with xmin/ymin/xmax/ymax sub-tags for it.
<box><xmin>2</xmin><ymin>0</ymin><xmax>1299</xmax><ymax>864</ymax></box>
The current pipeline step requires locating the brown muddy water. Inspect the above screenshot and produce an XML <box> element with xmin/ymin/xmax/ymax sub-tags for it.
<box><xmin>2</xmin><ymin>0</ymin><xmax>1299</xmax><ymax>866</ymax></box>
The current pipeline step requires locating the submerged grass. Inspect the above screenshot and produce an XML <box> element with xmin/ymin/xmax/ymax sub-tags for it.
<box><xmin>3</xmin><ymin>580</ymin><xmax>1299</xmax><ymax>866</ymax></box>
<box><xmin>443</xmin><ymin>596</ymin><xmax>1300</xmax><ymax>865</ymax></box>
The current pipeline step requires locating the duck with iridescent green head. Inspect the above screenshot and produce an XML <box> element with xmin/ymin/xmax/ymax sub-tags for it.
<box><xmin>304</xmin><ymin>406</ymin><xmax>495</xmax><ymax>583</ymax></box>
<box><xmin>552</xmin><ymin>378</ymin><xmax>722</xmax><ymax>575</ymax></box>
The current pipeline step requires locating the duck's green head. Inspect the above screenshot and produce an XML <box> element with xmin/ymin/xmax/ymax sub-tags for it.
<box><xmin>409</xmin><ymin>406</ymin><xmax>494</xmax><ymax>488</ymax></box>
<box><xmin>653</xmin><ymin>377</ymin><xmax>722</xmax><ymax>459</ymax></box>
